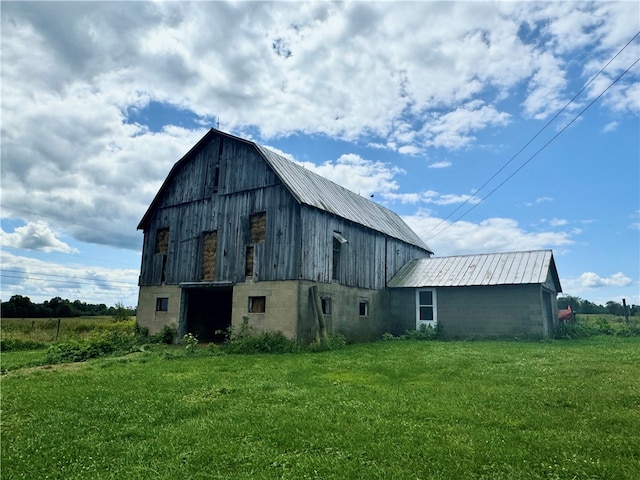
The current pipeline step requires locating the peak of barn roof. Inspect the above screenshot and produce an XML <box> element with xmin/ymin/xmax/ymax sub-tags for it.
<box><xmin>139</xmin><ymin>129</ymin><xmax>432</xmax><ymax>252</ymax></box>
<box><xmin>388</xmin><ymin>250</ymin><xmax>561</xmax><ymax>291</ymax></box>
<box><xmin>255</xmin><ymin>144</ymin><xmax>431</xmax><ymax>252</ymax></box>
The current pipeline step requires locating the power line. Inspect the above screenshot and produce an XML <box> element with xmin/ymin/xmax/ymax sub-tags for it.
<box><xmin>0</xmin><ymin>273</ymin><xmax>138</xmax><ymax>290</ymax></box>
<box><xmin>0</xmin><ymin>269</ymin><xmax>139</xmax><ymax>286</ymax></box>
<box><xmin>427</xmin><ymin>53</ymin><xmax>640</xmax><ymax>241</ymax></box>
<box><xmin>422</xmin><ymin>30</ymin><xmax>640</xmax><ymax>240</ymax></box>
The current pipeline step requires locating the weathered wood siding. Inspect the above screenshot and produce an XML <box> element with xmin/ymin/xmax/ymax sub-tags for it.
<box><xmin>139</xmin><ymin>131</ymin><xmax>429</xmax><ymax>292</ymax></box>
<box><xmin>139</xmin><ymin>135</ymin><xmax>301</xmax><ymax>286</ymax></box>
<box><xmin>299</xmin><ymin>206</ymin><xmax>430</xmax><ymax>290</ymax></box>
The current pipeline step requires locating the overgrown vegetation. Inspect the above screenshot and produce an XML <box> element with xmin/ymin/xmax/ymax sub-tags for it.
<box><xmin>554</xmin><ymin>314</ymin><xmax>640</xmax><ymax>339</ymax></box>
<box><xmin>383</xmin><ymin>323</ymin><xmax>440</xmax><ymax>341</ymax></box>
<box><xmin>558</xmin><ymin>295</ymin><xmax>638</xmax><ymax>316</ymax></box>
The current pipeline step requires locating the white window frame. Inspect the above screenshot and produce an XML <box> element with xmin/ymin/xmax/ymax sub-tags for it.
<box><xmin>416</xmin><ymin>289</ymin><xmax>437</xmax><ymax>329</ymax></box>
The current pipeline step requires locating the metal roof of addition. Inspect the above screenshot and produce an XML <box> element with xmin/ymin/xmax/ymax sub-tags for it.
<box><xmin>388</xmin><ymin>250</ymin><xmax>561</xmax><ymax>291</ymax></box>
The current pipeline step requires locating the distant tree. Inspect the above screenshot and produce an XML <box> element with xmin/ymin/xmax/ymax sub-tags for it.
<box><xmin>111</xmin><ymin>302</ymin><xmax>132</xmax><ymax>322</ymax></box>
<box><xmin>605</xmin><ymin>301</ymin><xmax>625</xmax><ymax>316</ymax></box>
<box><xmin>558</xmin><ymin>295</ymin><xmax>581</xmax><ymax>312</ymax></box>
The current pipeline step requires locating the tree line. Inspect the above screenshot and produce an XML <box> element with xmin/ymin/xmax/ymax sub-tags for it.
<box><xmin>557</xmin><ymin>295</ymin><xmax>638</xmax><ymax>317</ymax></box>
<box><xmin>1</xmin><ymin>295</ymin><xmax>137</xmax><ymax>319</ymax></box>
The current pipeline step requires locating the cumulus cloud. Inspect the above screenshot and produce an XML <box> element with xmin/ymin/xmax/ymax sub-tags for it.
<box><xmin>302</xmin><ymin>153</ymin><xmax>403</xmax><ymax>198</ymax></box>
<box><xmin>1</xmin><ymin>0</ymin><xmax>637</xmax><ymax>253</ymax></box>
<box><xmin>1</xmin><ymin>221</ymin><xmax>78</xmax><ymax>253</ymax></box>
<box><xmin>293</xmin><ymin>153</ymin><xmax>481</xmax><ymax>208</ymax></box>
<box><xmin>404</xmin><ymin>213</ymin><xmax>574</xmax><ymax>256</ymax></box>
<box><xmin>565</xmin><ymin>272</ymin><xmax>633</xmax><ymax>290</ymax></box>
<box><xmin>0</xmin><ymin>250</ymin><xmax>139</xmax><ymax>305</ymax></box>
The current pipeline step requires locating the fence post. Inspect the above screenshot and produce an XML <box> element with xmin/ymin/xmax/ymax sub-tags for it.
<box><xmin>623</xmin><ymin>299</ymin><xmax>630</xmax><ymax>323</ymax></box>
<box><xmin>56</xmin><ymin>318</ymin><xmax>61</xmax><ymax>340</ymax></box>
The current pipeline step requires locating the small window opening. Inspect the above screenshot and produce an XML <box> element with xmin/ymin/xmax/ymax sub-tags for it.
<box><xmin>212</xmin><ymin>166</ymin><xmax>220</xmax><ymax>193</ymax></box>
<box><xmin>245</xmin><ymin>245</ymin><xmax>254</xmax><ymax>276</ymax></box>
<box><xmin>155</xmin><ymin>229</ymin><xmax>169</xmax><ymax>254</ymax></box>
<box><xmin>359</xmin><ymin>301</ymin><xmax>369</xmax><ymax>317</ymax></box>
<box><xmin>321</xmin><ymin>297</ymin><xmax>332</xmax><ymax>315</ymax></box>
<box><xmin>249</xmin><ymin>212</ymin><xmax>267</xmax><ymax>243</ymax></box>
<box><xmin>156</xmin><ymin>297</ymin><xmax>169</xmax><ymax>312</ymax></box>
<box><xmin>155</xmin><ymin>229</ymin><xmax>169</xmax><ymax>284</ymax></box>
<box><xmin>201</xmin><ymin>231</ymin><xmax>217</xmax><ymax>281</ymax></box>
<box><xmin>332</xmin><ymin>238</ymin><xmax>341</xmax><ymax>281</ymax></box>
<box><xmin>248</xmin><ymin>296</ymin><xmax>266</xmax><ymax>313</ymax></box>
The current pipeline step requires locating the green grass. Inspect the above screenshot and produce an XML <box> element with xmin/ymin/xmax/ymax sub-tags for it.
<box><xmin>2</xmin><ymin>338</ymin><xmax>639</xmax><ymax>479</ymax></box>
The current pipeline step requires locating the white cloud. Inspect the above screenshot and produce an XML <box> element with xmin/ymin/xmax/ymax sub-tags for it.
<box><xmin>404</xmin><ymin>213</ymin><xmax>574</xmax><ymax>256</ymax></box>
<box><xmin>428</xmin><ymin>161</ymin><xmax>452</xmax><ymax>169</ymax></box>
<box><xmin>602</xmin><ymin>121</ymin><xmax>619</xmax><ymax>133</ymax></box>
<box><xmin>549</xmin><ymin>218</ymin><xmax>568</xmax><ymax>227</ymax></box>
<box><xmin>302</xmin><ymin>153</ymin><xmax>404</xmax><ymax>198</ymax></box>
<box><xmin>565</xmin><ymin>272</ymin><xmax>633</xmax><ymax>290</ymax></box>
<box><xmin>421</xmin><ymin>101</ymin><xmax>511</xmax><ymax>149</ymax></box>
<box><xmin>0</xmin><ymin>251</ymin><xmax>139</xmax><ymax>305</ymax></box>
<box><xmin>1</xmin><ymin>1</ymin><xmax>637</xmax><ymax>253</ymax></box>
<box><xmin>526</xmin><ymin>196</ymin><xmax>554</xmax><ymax>207</ymax></box>
<box><xmin>1</xmin><ymin>221</ymin><xmax>78</xmax><ymax>254</ymax></box>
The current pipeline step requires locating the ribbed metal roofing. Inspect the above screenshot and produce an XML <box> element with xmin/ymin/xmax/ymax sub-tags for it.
<box><xmin>388</xmin><ymin>250</ymin><xmax>561</xmax><ymax>291</ymax></box>
<box><xmin>256</xmin><ymin>144</ymin><xmax>432</xmax><ymax>252</ymax></box>
<box><xmin>139</xmin><ymin>129</ymin><xmax>431</xmax><ymax>252</ymax></box>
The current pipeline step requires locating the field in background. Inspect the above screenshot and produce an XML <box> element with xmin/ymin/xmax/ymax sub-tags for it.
<box><xmin>1</xmin><ymin>316</ymin><xmax>136</xmax><ymax>343</ymax></box>
<box><xmin>2</xmin><ymin>337</ymin><xmax>640</xmax><ymax>479</ymax></box>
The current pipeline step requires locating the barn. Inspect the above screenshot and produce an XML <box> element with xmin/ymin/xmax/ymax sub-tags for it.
<box><xmin>136</xmin><ymin>129</ymin><xmax>562</xmax><ymax>342</ymax></box>
<box><xmin>388</xmin><ymin>250</ymin><xmax>562</xmax><ymax>339</ymax></box>
<box><xmin>136</xmin><ymin>129</ymin><xmax>432</xmax><ymax>343</ymax></box>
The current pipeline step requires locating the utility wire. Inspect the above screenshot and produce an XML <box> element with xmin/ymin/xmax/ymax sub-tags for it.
<box><xmin>0</xmin><ymin>269</ymin><xmax>139</xmax><ymax>287</ymax></box>
<box><xmin>427</xmin><ymin>54</ymin><xmax>640</xmax><ymax>241</ymax></box>
<box><xmin>0</xmin><ymin>274</ymin><xmax>138</xmax><ymax>290</ymax></box>
<box><xmin>423</xmin><ymin>29</ymin><xmax>640</xmax><ymax>239</ymax></box>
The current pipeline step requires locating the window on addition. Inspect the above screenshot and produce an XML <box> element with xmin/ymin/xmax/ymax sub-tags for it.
<box><xmin>359</xmin><ymin>300</ymin><xmax>369</xmax><ymax>317</ymax></box>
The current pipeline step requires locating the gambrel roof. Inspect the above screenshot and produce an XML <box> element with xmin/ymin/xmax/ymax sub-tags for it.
<box><xmin>388</xmin><ymin>250</ymin><xmax>561</xmax><ymax>291</ymax></box>
<box><xmin>139</xmin><ymin>129</ymin><xmax>432</xmax><ymax>253</ymax></box>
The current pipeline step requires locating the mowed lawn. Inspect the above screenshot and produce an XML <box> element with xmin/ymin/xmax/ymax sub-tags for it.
<box><xmin>2</xmin><ymin>338</ymin><xmax>639</xmax><ymax>479</ymax></box>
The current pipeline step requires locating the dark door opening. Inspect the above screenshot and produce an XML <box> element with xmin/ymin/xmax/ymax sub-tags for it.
<box><xmin>185</xmin><ymin>287</ymin><xmax>232</xmax><ymax>343</ymax></box>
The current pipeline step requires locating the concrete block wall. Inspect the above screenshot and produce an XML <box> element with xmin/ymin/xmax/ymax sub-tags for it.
<box><xmin>437</xmin><ymin>285</ymin><xmax>545</xmax><ymax>339</ymax></box>
<box><xmin>388</xmin><ymin>288</ymin><xmax>415</xmax><ymax>335</ymax></box>
<box><xmin>137</xmin><ymin>285</ymin><xmax>182</xmax><ymax>335</ymax></box>
<box><xmin>298</xmin><ymin>280</ymin><xmax>390</xmax><ymax>343</ymax></box>
<box><xmin>232</xmin><ymin>279</ymin><xmax>299</xmax><ymax>339</ymax></box>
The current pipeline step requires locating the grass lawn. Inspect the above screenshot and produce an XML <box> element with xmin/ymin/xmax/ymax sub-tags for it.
<box><xmin>2</xmin><ymin>338</ymin><xmax>640</xmax><ymax>479</ymax></box>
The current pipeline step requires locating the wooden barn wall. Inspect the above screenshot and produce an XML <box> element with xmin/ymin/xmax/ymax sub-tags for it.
<box><xmin>385</xmin><ymin>238</ymin><xmax>431</xmax><ymax>283</ymax></box>
<box><xmin>299</xmin><ymin>206</ymin><xmax>427</xmax><ymax>290</ymax></box>
<box><xmin>139</xmin><ymin>134</ymin><xmax>301</xmax><ymax>286</ymax></box>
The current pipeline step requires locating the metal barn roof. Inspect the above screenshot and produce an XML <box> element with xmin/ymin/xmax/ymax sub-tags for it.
<box><xmin>256</xmin><ymin>144</ymin><xmax>432</xmax><ymax>252</ymax></box>
<box><xmin>388</xmin><ymin>250</ymin><xmax>561</xmax><ymax>291</ymax></box>
<box><xmin>138</xmin><ymin>129</ymin><xmax>431</xmax><ymax>252</ymax></box>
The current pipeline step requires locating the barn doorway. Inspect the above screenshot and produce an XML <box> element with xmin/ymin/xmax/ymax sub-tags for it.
<box><xmin>184</xmin><ymin>287</ymin><xmax>232</xmax><ymax>343</ymax></box>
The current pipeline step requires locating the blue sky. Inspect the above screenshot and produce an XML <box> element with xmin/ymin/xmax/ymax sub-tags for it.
<box><xmin>1</xmin><ymin>1</ymin><xmax>639</xmax><ymax>309</ymax></box>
